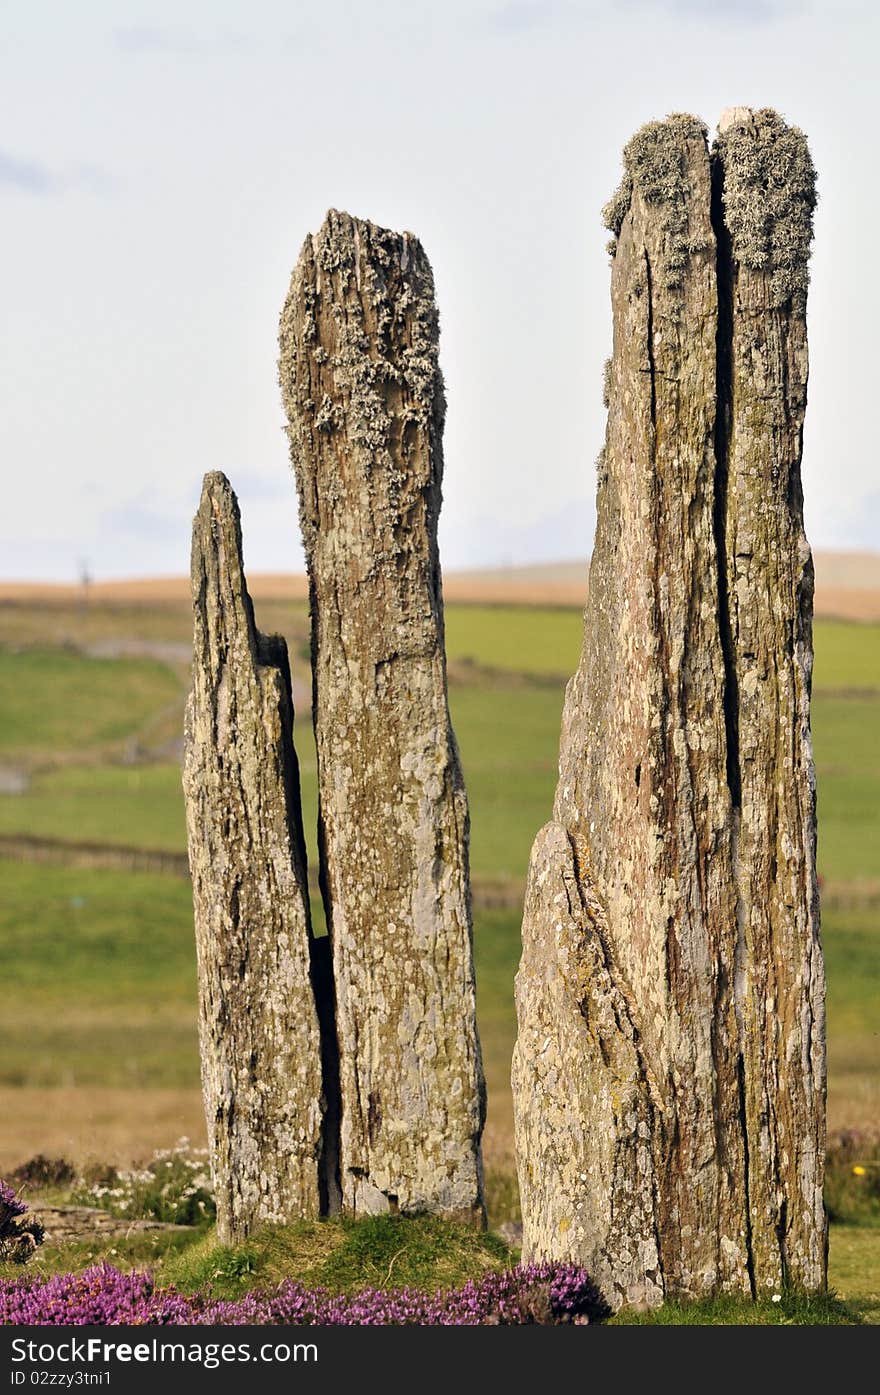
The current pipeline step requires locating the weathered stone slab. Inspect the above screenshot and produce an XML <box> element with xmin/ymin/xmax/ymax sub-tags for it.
<box><xmin>182</xmin><ymin>471</ymin><xmax>324</xmax><ymax>1241</ymax></box>
<box><xmin>715</xmin><ymin>107</ymin><xmax>825</xmax><ymax>1291</ymax></box>
<box><xmin>512</xmin><ymin>823</ymin><xmax>664</xmax><ymax>1309</ymax></box>
<box><xmin>279</xmin><ymin>212</ymin><xmax>485</xmax><ymax>1219</ymax></box>
<box><xmin>513</xmin><ymin>110</ymin><xmax>825</xmax><ymax>1306</ymax></box>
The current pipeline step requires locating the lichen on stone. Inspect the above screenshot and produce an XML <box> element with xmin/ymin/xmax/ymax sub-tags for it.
<box><xmin>714</xmin><ymin>107</ymin><xmax>817</xmax><ymax>311</ymax></box>
<box><xmin>277</xmin><ymin>210</ymin><xmax>485</xmax><ymax>1223</ymax></box>
<box><xmin>602</xmin><ymin>112</ymin><xmax>710</xmax><ymax>291</ymax></box>
<box><xmin>601</xmin><ymin>173</ymin><xmax>633</xmax><ymax>241</ymax></box>
<box><xmin>516</xmin><ymin>107</ymin><xmax>825</xmax><ymax>1307</ymax></box>
<box><xmin>601</xmin><ymin>357</ymin><xmax>612</xmax><ymax>409</ymax></box>
<box><xmin>183</xmin><ymin>472</ymin><xmax>325</xmax><ymax>1241</ymax></box>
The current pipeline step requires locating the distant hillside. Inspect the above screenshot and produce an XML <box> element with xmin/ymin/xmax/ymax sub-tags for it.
<box><xmin>2</xmin><ymin>551</ymin><xmax>879</xmax><ymax>621</ymax></box>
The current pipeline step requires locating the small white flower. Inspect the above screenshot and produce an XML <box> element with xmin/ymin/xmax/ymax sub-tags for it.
<box><xmin>771</xmin><ymin>1294</ymin><xmax>782</xmax><ymax>1303</ymax></box>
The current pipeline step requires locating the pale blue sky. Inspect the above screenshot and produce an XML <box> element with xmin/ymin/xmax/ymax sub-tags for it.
<box><xmin>1</xmin><ymin>0</ymin><xmax>877</xmax><ymax>580</ymax></box>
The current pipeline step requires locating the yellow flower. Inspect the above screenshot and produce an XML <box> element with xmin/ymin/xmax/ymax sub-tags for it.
<box><xmin>852</xmin><ymin>1165</ymin><xmax>867</xmax><ymax>1177</ymax></box>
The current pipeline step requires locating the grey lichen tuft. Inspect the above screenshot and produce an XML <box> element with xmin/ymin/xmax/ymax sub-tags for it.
<box><xmin>279</xmin><ymin>209</ymin><xmax>445</xmax><ymax>487</ymax></box>
<box><xmin>601</xmin><ymin>173</ymin><xmax>633</xmax><ymax>241</ymax></box>
<box><xmin>602</xmin><ymin>113</ymin><xmax>710</xmax><ymax>292</ymax></box>
<box><xmin>714</xmin><ymin>108</ymin><xmax>816</xmax><ymax>312</ymax></box>
<box><xmin>602</xmin><ymin>357</ymin><xmax>612</xmax><ymax>409</ymax></box>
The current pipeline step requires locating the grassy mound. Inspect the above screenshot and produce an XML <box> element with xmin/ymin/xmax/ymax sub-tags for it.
<box><xmin>159</xmin><ymin>1214</ymin><xmax>512</xmax><ymax>1301</ymax></box>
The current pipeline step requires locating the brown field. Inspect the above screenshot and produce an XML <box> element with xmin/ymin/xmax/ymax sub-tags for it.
<box><xmin>815</xmin><ymin>587</ymin><xmax>880</xmax><ymax>623</ymax></box>
<box><xmin>0</xmin><ymin>1087</ymin><xmax>518</xmax><ymax>1185</ymax></box>
<box><xmin>0</xmin><ymin>1088</ymin><xmax>207</xmax><ymax>1173</ymax></box>
<box><xmin>0</xmin><ymin>573</ymin><xmax>308</xmax><ymax>606</ymax></box>
<box><xmin>4</xmin><ymin>549</ymin><xmax>878</xmax><ymax>619</ymax></box>
<box><xmin>0</xmin><ymin>1070</ymin><xmax>865</xmax><ymax>1182</ymax></box>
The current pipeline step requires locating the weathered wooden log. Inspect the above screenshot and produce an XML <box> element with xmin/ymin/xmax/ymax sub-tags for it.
<box><xmin>513</xmin><ymin>110</ymin><xmax>825</xmax><ymax>1307</ymax></box>
<box><xmin>182</xmin><ymin>471</ymin><xmax>324</xmax><ymax>1241</ymax></box>
<box><xmin>279</xmin><ymin>212</ymin><xmax>485</xmax><ymax>1219</ymax></box>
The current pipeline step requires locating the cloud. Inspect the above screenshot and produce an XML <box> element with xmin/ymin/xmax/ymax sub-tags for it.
<box><xmin>67</xmin><ymin>164</ymin><xmax>118</xmax><ymax>195</ymax></box>
<box><xmin>101</xmin><ymin>500</ymin><xmax>185</xmax><ymax>544</ymax></box>
<box><xmin>486</xmin><ymin>0</ymin><xmax>802</xmax><ymax>39</ymax></box>
<box><xmin>113</xmin><ymin>26</ymin><xmax>252</xmax><ymax>57</ymax></box>
<box><xmin>88</xmin><ymin>497</ymin><xmax>190</xmax><ymax>577</ymax></box>
<box><xmin>440</xmin><ymin>494</ymin><xmax>597</xmax><ymax>570</ymax></box>
<box><xmin>0</xmin><ymin>151</ymin><xmax>58</xmax><ymax>194</ymax></box>
<box><xmin>632</xmin><ymin>0</ymin><xmax>807</xmax><ymax>19</ymax></box>
<box><xmin>487</xmin><ymin>0</ymin><xmax>802</xmax><ymax>36</ymax></box>
<box><xmin>231</xmin><ymin>467</ymin><xmax>294</xmax><ymax>504</ymax></box>
<box><xmin>0</xmin><ymin>152</ymin><xmax>116</xmax><ymax>197</ymax></box>
<box><xmin>817</xmin><ymin>490</ymin><xmax>880</xmax><ymax>552</ymax></box>
<box><xmin>487</xmin><ymin>0</ymin><xmax>575</xmax><ymax>35</ymax></box>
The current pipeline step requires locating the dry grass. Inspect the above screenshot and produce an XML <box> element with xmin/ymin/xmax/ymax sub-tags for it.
<box><xmin>0</xmin><ymin>1087</ymin><xmax>206</xmax><ymax>1173</ymax></box>
<box><xmin>814</xmin><ymin>587</ymin><xmax>880</xmax><ymax>623</ymax></box>
<box><xmin>827</xmin><ymin>1073</ymin><xmax>880</xmax><ymax>1136</ymax></box>
<box><xmin>0</xmin><ymin>1084</ymin><xmax>521</xmax><ymax>1238</ymax></box>
<box><xmin>0</xmin><ymin>1085</ymin><xmax>519</xmax><ymax>1214</ymax></box>
<box><xmin>3</xmin><ymin>550</ymin><xmax>877</xmax><ymax>618</ymax></box>
<box><xmin>0</xmin><ymin>575</ymin><xmax>309</xmax><ymax>605</ymax></box>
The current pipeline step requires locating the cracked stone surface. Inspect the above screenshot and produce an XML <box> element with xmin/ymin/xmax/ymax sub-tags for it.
<box><xmin>182</xmin><ymin>472</ymin><xmax>324</xmax><ymax>1242</ymax></box>
<box><xmin>513</xmin><ymin>111</ymin><xmax>825</xmax><ymax>1307</ymax></box>
<box><xmin>279</xmin><ymin>211</ymin><xmax>485</xmax><ymax>1220</ymax></box>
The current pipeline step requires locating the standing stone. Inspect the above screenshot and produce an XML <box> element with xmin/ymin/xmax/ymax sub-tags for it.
<box><xmin>279</xmin><ymin>212</ymin><xmax>485</xmax><ymax>1219</ymax></box>
<box><xmin>512</xmin><ymin>111</ymin><xmax>825</xmax><ymax>1307</ymax></box>
<box><xmin>183</xmin><ymin>471</ymin><xmax>324</xmax><ymax>1242</ymax></box>
<box><xmin>715</xmin><ymin>108</ymin><xmax>825</xmax><ymax>1291</ymax></box>
<box><xmin>514</xmin><ymin>114</ymin><xmax>745</xmax><ymax>1308</ymax></box>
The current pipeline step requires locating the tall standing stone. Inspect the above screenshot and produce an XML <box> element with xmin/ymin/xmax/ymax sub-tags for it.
<box><xmin>183</xmin><ymin>471</ymin><xmax>325</xmax><ymax>1242</ymax></box>
<box><xmin>512</xmin><ymin>111</ymin><xmax>825</xmax><ymax>1307</ymax></box>
<box><xmin>714</xmin><ymin>107</ymin><xmax>825</xmax><ymax>1291</ymax></box>
<box><xmin>279</xmin><ymin>212</ymin><xmax>485</xmax><ymax>1219</ymax></box>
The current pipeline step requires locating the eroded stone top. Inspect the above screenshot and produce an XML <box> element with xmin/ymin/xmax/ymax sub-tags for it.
<box><xmin>718</xmin><ymin>105</ymin><xmax>754</xmax><ymax>133</ymax></box>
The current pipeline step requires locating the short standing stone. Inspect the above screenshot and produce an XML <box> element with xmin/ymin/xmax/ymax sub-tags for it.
<box><xmin>182</xmin><ymin>471</ymin><xmax>324</xmax><ymax>1241</ymax></box>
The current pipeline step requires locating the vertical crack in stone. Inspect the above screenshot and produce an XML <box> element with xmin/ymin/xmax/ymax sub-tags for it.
<box><xmin>735</xmin><ymin>1055</ymin><xmax>757</xmax><ymax>1299</ymax></box>
<box><xmin>644</xmin><ymin>249</ymin><xmax>657</xmax><ymax>433</ymax></box>
<box><xmin>713</xmin><ymin>106</ymin><xmax>826</xmax><ymax>1294</ymax></box>
<box><xmin>710</xmin><ymin>152</ymin><xmax>742</xmax><ymax>814</ymax></box>
<box><xmin>711</xmin><ymin>146</ymin><xmax>755</xmax><ymax>1297</ymax></box>
<box><xmin>514</xmin><ymin>107</ymin><xmax>825</xmax><ymax>1309</ymax></box>
<box><xmin>309</xmin><ymin>935</ymin><xmax>342</xmax><ymax>1215</ymax></box>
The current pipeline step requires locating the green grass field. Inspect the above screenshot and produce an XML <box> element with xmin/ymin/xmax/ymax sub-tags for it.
<box><xmin>444</xmin><ymin>605</ymin><xmax>582</xmax><ymax>676</ymax></box>
<box><xmin>0</xmin><ymin>604</ymin><xmax>876</xmax><ymax>1105</ymax></box>
<box><xmin>0</xmin><ymin>600</ymin><xmax>877</xmax><ymax>1320</ymax></box>
<box><xmin>0</xmin><ymin>648</ymin><xmax>181</xmax><ymax>763</ymax></box>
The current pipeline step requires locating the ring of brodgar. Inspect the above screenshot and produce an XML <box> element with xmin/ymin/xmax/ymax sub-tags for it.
<box><xmin>7</xmin><ymin>69</ymin><xmax>878</xmax><ymax>1339</ymax></box>
<box><xmin>183</xmin><ymin>108</ymin><xmax>825</xmax><ymax>1310</ymax></box>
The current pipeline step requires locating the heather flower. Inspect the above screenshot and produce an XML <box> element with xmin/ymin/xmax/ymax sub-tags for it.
<box><xmin>0</xmin><ymin>1265</ymin><xmax>194</xmax><ymax>1326</ymax></box>
<box><xmin>0</xmin><ymin>1262</ymin><xmax>606</xmax><ymax>1327</ymax></box>
<box><xmin>0</xmin><ymin>1183</ymin><xmax>27</xmax><ymax>1223</ymax></box>
<box><xmin>0</xmin><ymin>1182</ymin><xmax>45</xmax><ymax>1265</ymax></box>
